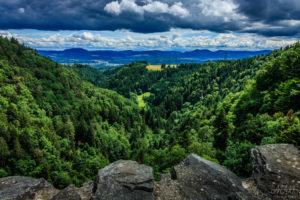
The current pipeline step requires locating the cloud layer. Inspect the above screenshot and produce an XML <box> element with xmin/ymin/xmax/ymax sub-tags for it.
<box><xmin>1</xmin><ymin>29</ymin><xmax>297</xmax><ymax>51</ymax></box>
<box><xmin>0</xmin><ymin>0</ymin><xmax>299</xmax><ymax>37</ymax></box>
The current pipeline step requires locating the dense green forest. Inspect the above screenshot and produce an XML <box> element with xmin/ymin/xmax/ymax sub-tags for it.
<box><xmin>0</xmin><ymin>37</ymin><xmax>152</xmax><ymax>188</ymax></box>
<box><xmin>76</xmin><ymin>43</ymin><xmax>300</xmax><ymax>177</ymax></box>
<box><xmin>0</xmin><ymin>36</ymin><xmax>299</xmax><ymax>189</ymax></box>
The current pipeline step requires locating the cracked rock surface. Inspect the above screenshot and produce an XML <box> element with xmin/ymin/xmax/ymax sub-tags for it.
<box><xmin>0</xmin><ymin>176</ymin><xmax>58</xmax><ymax>200</ymax></box>
<box><xmin>251</xmin><ymin>144</ymin><xmax>300</xmax><ymax>200</ymax></box>
<box><xmin>154</xmin><ymin>154</ymin><xmax>256</xmax><ymax>200</ymax></box>
<box><xmin>93</xmin><ymin>160</ymin><xmax>154</xmax><ymax>200</ymax></box>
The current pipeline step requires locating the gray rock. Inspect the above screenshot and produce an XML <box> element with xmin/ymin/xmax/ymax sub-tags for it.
<box><xmin>155</xmin><ymin>154</ymin><xmax>256</xmax><ymax>200</ymax></box>
<box><xmin>242</xmin><ymin>178</ymin><xmax>272</xmax><ymax>200</ymax></box>
<box><xmin>251</xmin><ymin>144</ymin><xmax>300</xmax><ymax>200</ymax></box>
<box><xmin>50</xmin><ymin>184</ymin><xmax>81</xmax><ymax>200</ymax></box>
<box><xmin>0</xmin><ymin>176</ymin><xmax>58</xmax><ymax>200</ymax></box>
<box><xmin>78</xmin><ymin>180</ymin><xmax>94</xmax><ymax>200</ymax></box>
<box><xmin>93</xmin><ymin>160</ymin><xmax>154</xmax><ymax>200</ymax></box>
<box><xmin>154</xmin><ymin>173</ymin><xmax>185</xmax><ymax>200</ymax></box>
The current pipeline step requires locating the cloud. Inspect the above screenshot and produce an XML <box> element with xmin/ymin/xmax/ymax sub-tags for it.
<box><xmin>116</xmin><ymin>0</ymin><xmax>144</xmax><ymax>15</ymax></box>
<box><xmin>234</xmin><ymin>0</ymin><xmax>300</xmax><ymax>22</ymax></box>
<box><xmin>142</xmin><ymin>1</ymin><xmax>169</xmax><ymax>13</ymax></box>
<box><xmin>17</xmin><ymin>8</ymin><xmax>25</xmax><ymax>14</ymax></box>
<box><xmin>104</xmin><ymin>1</ymin><xmax>121</xmax><ymax>15</ymax></box>
<box><xmin>169</xmin><ymin>2</ymin><xmax>189</xmax><ymax>18</ymax></box>
<box><xmin>198</xmin><ymin>0</ymin><xmax>243</xmax><ymax>22</ymax></box>
<box><xmin>104</xmin><ymin>0</ymin><xmax>189</xmax><ymax>18</ymax></box>
<box><xmin>1</xmin><ymin>29</ymin><xmax>297</xmax><ymax>51</ymax></box>
<box><xmin>0</xmin><ymin>0</ymin><xmax>299</xmax><ymax>37</ymax></box>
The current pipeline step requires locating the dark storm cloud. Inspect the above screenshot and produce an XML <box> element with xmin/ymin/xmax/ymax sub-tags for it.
<box><xmin>0</xmin><ymin>0</ymin><xmax>180</xmax><ymax>32</ymax></box>
<box><xmin>234</xmin><ymin>0</ymin><xmax>300</xmax><ymax>37</ymax></box>
<box><xmin>0</xmin><ymin>0</ymin><xmax>299</xmax><ymax>37</ymax></box>
<box><xmin>234</xmin><ymin>0</ymin><xmax>300</xmax><ymax>22</ymax></box>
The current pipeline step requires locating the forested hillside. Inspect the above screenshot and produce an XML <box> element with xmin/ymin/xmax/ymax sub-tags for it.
<box><xmin>166</xmin><ymin>44</ymin><xmax>300</xmax><ymax>176</ymax></box>
<box><xmin>0</xmin><ymin>37</ymin><xmax>153</xmax><ymax>188</ymax></box>
<box><xmin>0</xmin><ymin>37</ymin><xmax>299</xmax><ymax>189</ymax></box>
<box><xmin>71</xmin><ymin>64</ymin><xmax>120</xmax><ymax>87</ymax></box>
<box><xmin>98</xmin><ymin>43</ymin><xmax>299</xmax><ymax>177</ymax></box>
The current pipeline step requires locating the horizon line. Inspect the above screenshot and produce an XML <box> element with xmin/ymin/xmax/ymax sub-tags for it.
<box><xmin>37</xmin><ymin>47</ymin><xmax>273</xmax><ymax>53</ymax></box>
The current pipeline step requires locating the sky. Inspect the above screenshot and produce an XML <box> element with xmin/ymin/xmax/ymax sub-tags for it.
<box><xmin>0</xmin><ymin>0</ymin><xmax>299</xmax><ymax>51</ymax></box>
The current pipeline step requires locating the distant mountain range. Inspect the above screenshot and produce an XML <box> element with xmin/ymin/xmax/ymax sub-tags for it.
<box><xmin>39</xmin><ymin>48</ymin><xmax>271</xmax><ymax>68</ymax></box>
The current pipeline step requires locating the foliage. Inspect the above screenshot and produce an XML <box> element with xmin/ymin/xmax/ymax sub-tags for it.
<box><xmin>0</xmin><ymin>37</ymin><xmax>151</xmax><ymax>188</ymax></box>
<box><xmin>1</xmin><ymin>36</ymin><xmax>299</xmax><ymax>188</ymax></box>
<box><xmin>99</xmin><ymin>43</ymin><xmax>299</xmax><ymax>176</ymax></box>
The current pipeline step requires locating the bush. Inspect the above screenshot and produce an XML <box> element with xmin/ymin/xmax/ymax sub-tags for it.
<box><xmin>223</xmin><ymin>141</ymin><xmax>254</xmax><ymax>177</ymax></box>
<box><xmin>0</xmin><ymin>168</ymin><xmax>8</xmax><ymax>178</ymax></box>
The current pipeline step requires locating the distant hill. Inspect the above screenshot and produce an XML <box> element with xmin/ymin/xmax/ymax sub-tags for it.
<box><xmin>63</xmin><ymin>48</ymin><xmax>89</xmax><ymax>53</ymax></box>
<box><xmin>182</xmin><ymin>49</ymin><xmax>270</xmax><ymax>58</ymax></box>
<box><xmin>39</xmin><ymin>48</ymin><xmax>271</xmax><ymax>68</ymax></box>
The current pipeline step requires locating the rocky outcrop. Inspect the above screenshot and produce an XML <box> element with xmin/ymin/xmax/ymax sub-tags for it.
<box><xmin>77</xmin><ymin>181</ymin><xmax>94</xmax><ymax>200</ymax></box>
<box><xmin>0</xmin><ymin>144</ymin><xmax>299</xmax><ymax>200</ymax></box>
<box><xmin>154</xmin><ymin>154</ymin><xmax>256</xmax><ymax>200</ymax></box>
<box><xmin>50</xmin><ymin>184</ymin><xmax>81</xmax><ymax>200</ymax></box>
<box><xmin>93</xmin><ymin>160</ymin><xmax>154</xmax><ymax>200</ymax></box>
<box><xmin>0</xmin><ymin>176</ymin><xmax>58</xmax><ymax>200</ymax></box>
<box><xmin>154</xmin><ymin>174</ymin><xmax>184</xmax><ymax>200</ymax></box>
<box><xmin>250</xmin><ymin>144</ymin><xmax>300</xmax><ymax>200</ymax></box>
<box><xmin>0</xmin><ymin>176</ymin><xmax>95</xmax><ymax>200</ymax></box>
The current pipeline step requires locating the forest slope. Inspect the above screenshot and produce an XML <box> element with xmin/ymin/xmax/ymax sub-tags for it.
<box><xmin>97</xmin><ymin>43</ymin><xmax>300</xmax><ymax>177</ymax></box>
<box><xmin>0</xmin><ymin>37</ymin><xmax>152</xmax><ymax>188</ymax></box>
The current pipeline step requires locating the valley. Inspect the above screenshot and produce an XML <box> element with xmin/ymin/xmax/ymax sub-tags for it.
<box><xmin>1</xmin><ymin>37</ymin><xmax>299</xmax><ymax>192</ymax></box>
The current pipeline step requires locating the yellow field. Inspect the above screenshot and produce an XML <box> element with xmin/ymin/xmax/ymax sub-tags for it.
<box><xmin>146</xmin><ymin>65</ymin><xmax>178</xmax><ymax>71</ymax></box>
<box><xmin>146</xmin><ymin>65</ymin><xmax>162</xmax><ymax>71</ymax></box>
<box><xmin>137</xmin><ymin>92</ymin><xmax>151</xmax><ymax>107</ymax></box>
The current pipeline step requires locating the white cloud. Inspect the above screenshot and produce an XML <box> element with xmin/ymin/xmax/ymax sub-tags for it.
<box><xmin>18</xmin><ymin>7</ymin><xmax>25</xmax><ymax>14</ymax></box>
<box><xmin>169</xmin><ymin>2</ymin><xmax>189</xmax><ymax>18</ymax></box>
<box><xmin>104</xmin><ymin>1</ymin><xmax>121</xmax><ymax>15</ymax></box>
<box><xmin>121</xmin><ymin>0</ymin><xmax>144</xmax><ymax>15</ymax></box>
<box><xmin>104</xmin><ymin>0</ymin><xmax>144</xmax><ymax>15</ymax></box>
<box><xmin>0</xmin><ymin>31</ymin><xmax>13</xmax><ymax>38</ymax></box>
<box><xmin>278</xmin><ymin>19</ymin><xmax>300</xmax><ymax>26</ymax></box>
<box><xmin>198</xmin><ymin>0</ymin><xmax>245</xmax><ymax>22</ymax></box>
<box><xmin>143</xmin><ymin>1</ymin><xmax>168</xmax><ymax>13</ymax></box>
<box><xmin>104</xmin><ymin>0</ymin><xmax>189</xmax><ymax>18</ymax></box>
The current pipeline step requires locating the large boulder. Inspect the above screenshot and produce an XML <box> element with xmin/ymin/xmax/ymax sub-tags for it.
<box><xmin>0</xmin><ymin>176</ymin><xmax>58</xmax><ymax>200</ymax></box>
<box><xmin>93</xmin><ymin>160</ymin><xmax>154</xmax><ymax>200</ymax></box>
<box><xmin>155</xmin><ymin>154</ymin><xmax>256</xmax><ymax>200</ymax></box>
<box><xmin>251</xmin><ymin>144</ymin><xmax>300</xmax><ymax>200</ymax></box>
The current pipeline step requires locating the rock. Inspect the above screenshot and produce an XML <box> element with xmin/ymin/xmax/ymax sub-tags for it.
<box><xmin>251</xmin><ymin>144</ymin><xmax>300</xmax><ymax>200</ymax></box>
<box><xmin>0</xmin><ymin>176</ymin><xmax>59</xmax><ymax>200</ymax></box>
<box><xmin>50</xmin><ymin>184</ymin><xmax>81</xmax><ymax>200</ymax></box>
<box><xmin>155</xmin><ymin>154</ymin><xmax>256</xmax><ymax>200</ymax></box>
<box><xmin>154</xmin><ymin>174</ymin><xmax>184</xmax><ymax>200</ymax></box>
<box><xmin>93</xmin><ymin>160</ymin><xmax>154</xmax><ymax>200</ymax></box>
<box><xmin>242</xmin><ymin>178</ymin><xmax>272</xmax><ymax>200</ymax></box>
<box><xmin>78</xmin><ymin>180</ymin><xmax>94</xmax><ymax>200</ymax></box>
